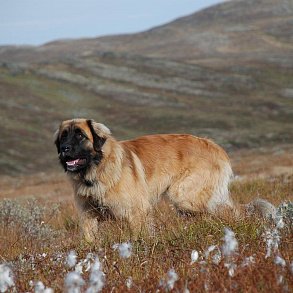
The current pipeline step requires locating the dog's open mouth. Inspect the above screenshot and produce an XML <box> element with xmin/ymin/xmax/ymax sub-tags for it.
<box><xmin>66</xmin><ymin>158</ymin><xmax>87</xmax><ymax>171</ymax></box>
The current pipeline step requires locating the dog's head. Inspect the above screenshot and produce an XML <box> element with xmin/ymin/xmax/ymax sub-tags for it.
<box><xmin>54</xmin><ymin>119</ymin><xmax>111</xmax><ymax>172</ymax></box>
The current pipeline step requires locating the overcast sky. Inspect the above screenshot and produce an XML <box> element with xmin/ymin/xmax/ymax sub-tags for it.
<box><xmin>0</xmin><ymin>0</ymin><xmax>225</xmax><ymax>46</ymax></box>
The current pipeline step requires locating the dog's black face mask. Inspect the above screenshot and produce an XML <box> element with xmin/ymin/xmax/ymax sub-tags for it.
<box><xmin>55</xmin><ymin>120</ymin><xmax>106</xmax><ymax>173</ymax></box>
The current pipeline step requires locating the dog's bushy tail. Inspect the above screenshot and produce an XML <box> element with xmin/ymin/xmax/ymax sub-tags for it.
<box><xmin>238</xmin><ymin>198</ymin><xmax>277</xmax><ymax>219</ymax></box>
<box><xmin>253</xmin><ymin>198</ymin><xmax>277</xmax><ymax>218</ymax></box>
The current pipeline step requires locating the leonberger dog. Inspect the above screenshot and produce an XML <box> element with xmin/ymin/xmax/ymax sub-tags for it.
<box><xmin>54</xmin><ymin>119</ymin><xmax>276</xmax><ymax>241</ymax></box>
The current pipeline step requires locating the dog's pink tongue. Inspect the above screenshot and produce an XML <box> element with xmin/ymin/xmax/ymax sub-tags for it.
<box><xmin>66</xmin><ymin>159</ymin><xmax>81</xmax><ymax>166</ymax></box>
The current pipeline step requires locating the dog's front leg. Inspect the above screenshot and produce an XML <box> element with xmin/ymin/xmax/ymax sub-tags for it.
<box><xmin>80</xmin><ymin>213</ymin><xmax>98</xmax><ymax>243</ymax></box>
<box><xmin>74</xmin><ymin>194</ymin><xmax>99</xmax><ymax>242</ymax></box>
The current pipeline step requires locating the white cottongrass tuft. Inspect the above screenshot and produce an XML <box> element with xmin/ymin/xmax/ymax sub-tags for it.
<box><xmin>228</xmin><ymin>266</ymin><xmax>235</xmax><ymax>277</ymax></box>
<box><xmin>84</xmin><ymin>254</ymin><xmax>94</xmax><ymax>272</ymax></box>
<box><xmin>275</xmin><ymin>217</ymin><xmax>284</xmax><ymax>229</ymax></box>
<box><xmin>264</xmin><ymin>228</ymin><xmax>280</xmax><ymax>258</ymax></box>
<box><xmin>205</xmin><ymin>245</ymin><xmax>217</xmax><ymax>259</ymax></box>
<box><xmin>221</xmin><ymin>227</ymin><xmax>238</xmax><ymax>258</ymax></box>
<box><xmin>205</xmin><ymin>245</ymin><xmax>221</xmax><ymax>265</ymax></box>
<box><xmin>35</xmin><ymin>281</ymin><xmax>54</xmax><ymax>293</ymax></box>
<box><xmin>75</xmin><ymin>253</ymin><xmax>95</xmax><ymax>275</ymax></box>
<box><xmin>126</xmin><ymin>276</ymin><xmax>132</xmax><ymax>289</ymax></box>
<box><xmin>159</xmin><ymin>268</ymin><xmax>178</xmax><ymax>291</ymax></box>
<box><xmin>190</xmin><ymin>250</ymin><xmax>199</xmax><ymax>265</ymax></box>
<box><xmin>224</xmin><ymin>263</ymin><xmax>237</xmax><ymax>277</ymax></box>
<box><xmin>0</xmin><ymin>263</ymin><xmax>14</xmax><ymax>293</ymax></box>
<box><xmin>117</xmin><ymin>242</ymin><xmax>132</xmax><ymax>258</ymax></box>
<box><xmin>67</xmin><ymin>250</ymin><xmax>77</xmax><ymax>268</ymax></box>
<box><xmin>275</xmin><ymin>256</ymin><xmax>286</xmax><ymax>268</ymax></box>
<box><xmin>85</xmin><ymin>256</ymin><xmax>105</xmax><ymax>293</ymax></box>
<box><xmin>277</xmin><ymin>275</ymin><xmax>284</xmax><ymax>285</ymax></box>
<box><xmin>241</xmin><ymin>256</ymin><xmax>255</xmax><ymax>268</ymax></box>
<box><xmin>91</xmin><ymin>256</ymin><xmax>102</xmax><ymax>272</ymax></box>
<box><xmin>35</xmin><ymin>281</ymin><xmax>44</xmax><ymax>293</ymax></box>
<box><xmin>221</xmin><ymin>228</ymin><xmax>238</xmax><ymax>277</ymax></box>
<box><xmin>213</xmin><ymin>252</ymin><xmax>222</xmax><ymax>265</ymax></box>
<box><xmin>112</xmin><ymin>243</ymin><xmax>119</xmax><ymax>250</ymax></box>
<box><xmin>64</xmin><ymin>272</ymin><xmax>86</xmax><ymax>293</ymax></box>
<box><xmin>166</xmin><ymin>268</ymin><xmax>178</xmax><ymax>291</ymax></box>
<box><xmin>75</xmin><ymin>262</ymin><xmax>83</xmax><ymax>275</ymax></box>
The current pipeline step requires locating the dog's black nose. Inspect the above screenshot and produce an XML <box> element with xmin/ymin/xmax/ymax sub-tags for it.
<box><xmin>61</xmin><ymin>144</ymin><xmax>71</xmax><ymax>153</ymax></box>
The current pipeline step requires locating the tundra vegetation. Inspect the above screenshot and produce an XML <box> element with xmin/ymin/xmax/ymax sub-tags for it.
<box><xmin>0</xmin><ymin>176</ymin><xmax>292</xmax><ymax>292</ymax></box>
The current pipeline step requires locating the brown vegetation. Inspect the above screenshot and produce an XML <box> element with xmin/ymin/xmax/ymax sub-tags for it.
<box><xmin>0</xmin><ymin>173</ymin><xmax>292</xmax><ymax>292</ymax></box>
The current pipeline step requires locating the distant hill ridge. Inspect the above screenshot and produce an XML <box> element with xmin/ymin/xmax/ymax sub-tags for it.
<box><xmin>1</xmin><ymin>0</ymin><xmax>293</xmax><ymax>67</ymax></box>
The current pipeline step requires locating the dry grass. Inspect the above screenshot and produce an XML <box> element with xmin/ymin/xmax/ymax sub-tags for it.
<box><xmin>0</xmin><ymin>175</ymin><xmax>292</xmax><ymax>292</ymax></box>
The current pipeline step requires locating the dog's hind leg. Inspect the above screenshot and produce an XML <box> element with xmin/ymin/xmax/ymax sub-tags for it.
<box><xmin>167</xmin><ymin>163</ymin><xmax>235</xmax><ymax>216</ymax></box>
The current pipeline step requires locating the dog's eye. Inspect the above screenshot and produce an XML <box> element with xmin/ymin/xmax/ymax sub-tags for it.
<box><xmin>61</xmin><ymin>131</ymin><xmax>67</xmax><ymax>140</ymax></box>
<box><xmin>77</xmin><ymin>132</ymin><xmax>85</xmax><ymax>140</ymax></box>
<box><xmin>75</xmin><ymin>129</ymin><xmax>87</xmax><ymax>140</ymax></box>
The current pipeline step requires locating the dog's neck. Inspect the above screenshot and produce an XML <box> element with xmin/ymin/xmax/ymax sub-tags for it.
<box><xmin>67</xmin><ymin>142</ymin><xmax>124</xmax><ymax>198</ymax></box>
<box><xmin>68</xmin><ymin>163</ymin><xmax>98</xmax><ymax>184</ymax></box>
<box><xmin>67</xmin><ymin>169</ymin><xmax>105</xmax><ymax>200</ymax></box>
<box><xmin>82</xmin><ymin>178</ymin><xmax>97</xmax><ymax>187</ymax></box>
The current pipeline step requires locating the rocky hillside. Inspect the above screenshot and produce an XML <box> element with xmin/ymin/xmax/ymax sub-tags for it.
<box><xmin>0</xmin><ymin>0</ymin><xmax>293</xmax><ymax>176</ymax></box>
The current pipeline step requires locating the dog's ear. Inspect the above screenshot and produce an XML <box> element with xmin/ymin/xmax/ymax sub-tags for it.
<box><xmin>54</xmin><ymin>129</ymin><xmax>61</xmax><ymax>154</ymax></box>
<box><xmin>87</xmin><ymin>119</ymin><xmax>111</xmax><ymax>152</ymax></box>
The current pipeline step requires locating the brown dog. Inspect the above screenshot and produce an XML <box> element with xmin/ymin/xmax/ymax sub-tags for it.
<box><xmin>54</xmin><ymin>119</ymin><xmax>276</xmax><ymax>241</ymax></box>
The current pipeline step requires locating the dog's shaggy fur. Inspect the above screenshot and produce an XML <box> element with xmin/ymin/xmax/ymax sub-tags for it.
<box><xmin>55</xmin><ymin>119</ymin><xmax>276</xmax><ymax>241</ymax></box>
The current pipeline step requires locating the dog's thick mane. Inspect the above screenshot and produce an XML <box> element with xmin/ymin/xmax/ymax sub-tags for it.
<box><xmin>67</xmin><ymin>133</ymin><xmax>124</xmax><ymax>204</ymax></box>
